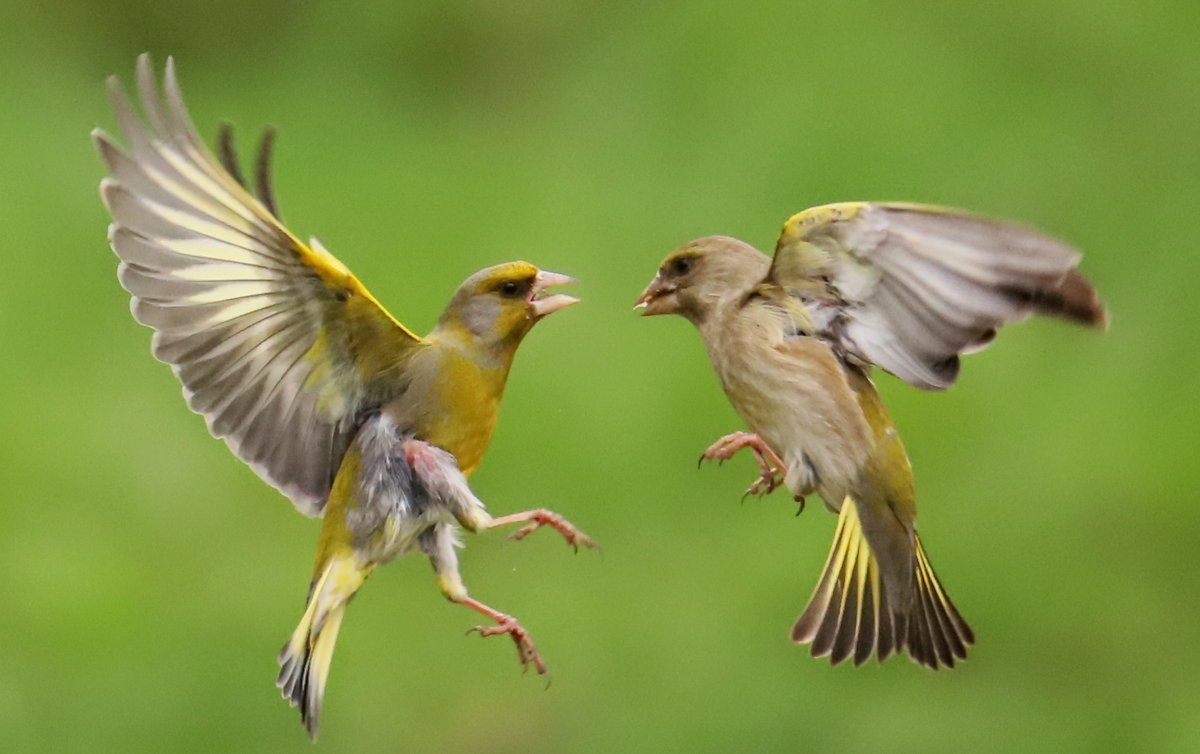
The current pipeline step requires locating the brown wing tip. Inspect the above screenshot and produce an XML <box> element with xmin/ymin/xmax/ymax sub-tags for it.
<box><xmin>216</xmin><ymin>122</ymin><xmax>247</xmax><ymax>188</ymax></box>
<box><xmin>255</xmin><ymin>127</ymin><xmax>280</xmax><ymax>217</ymax></box>
<box><xmin>1051</xmin><ymin>268</ymin><xmax>1109</xmax><ymax>329</ymax></box>
<box><xmin>1003</xmin><ymin>268</ymin><xmax>1109</xmax><ymax>330</ymax></box>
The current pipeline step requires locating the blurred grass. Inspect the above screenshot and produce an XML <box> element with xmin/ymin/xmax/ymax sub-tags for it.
<box><xmin>1</xmin><ymin>0</ymin><xmax>1198</xmax><ymax>750</ymax></box>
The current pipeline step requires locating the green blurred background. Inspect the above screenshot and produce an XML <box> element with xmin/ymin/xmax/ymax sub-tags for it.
<box><xmin>1</xmin><ymin>0</ymin><xmax>1197</xmax><ymax>751</ymax></box>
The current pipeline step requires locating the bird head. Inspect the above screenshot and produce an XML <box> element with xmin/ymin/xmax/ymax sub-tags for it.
<box><xmin>436</xmin><ymin>261</ymin><xmax>578</xmax><ymax>351</ymax></box>
<box><xmin>635</xmin><ymin>236</ymin><xmax>771</xmax><ymax>324</ymax></box>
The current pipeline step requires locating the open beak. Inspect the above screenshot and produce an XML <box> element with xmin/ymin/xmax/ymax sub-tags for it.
<box><xmin>634</xmin><ymin>274</ymin><xmax>676</xmax><ymax>316</ymax></box>
<box><xmin>530</xmin><ymin>270</ymin><xmax>580</xmax><ymax>317</ymax></box>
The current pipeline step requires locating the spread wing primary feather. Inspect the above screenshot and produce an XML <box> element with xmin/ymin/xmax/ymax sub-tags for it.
<box><xmin>769</xmin><ymin>202</ymin><xmax>1109</xmax><ymax>390</ymax></box>
<box><xmin>95</xmin><ymin>54</ymin><xmax>427</xmax><ymax>516</ymax></box>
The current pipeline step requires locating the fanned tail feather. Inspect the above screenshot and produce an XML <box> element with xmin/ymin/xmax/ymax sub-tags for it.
<box><xmin>791</xmin><ymin>498</ymin><xmax>973</xmax><ymax>668</ymax></box>
<box><xmin>276</xmin><ymin>558</ymin><xmax>365</xmax><ymax>740</ymax></box>
<box><xmin>791</xmin><ymin>497</ymin><xmax>900</xmax><ymax>665</ymax></box>
<box><xmin>906</xmin><ymin>533</ymin><xmax>974</xmax><ymax>668</ymax></box>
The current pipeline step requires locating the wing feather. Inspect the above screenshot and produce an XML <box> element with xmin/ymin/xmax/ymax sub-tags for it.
<box><xmin>97</xmin><ymin>54</ymin><xmax>427</xmax><ymax>515</ymax></box>
<box><xmin>771</xmin><ymin>202</ymin><xmax>1107</xmax><ymax>390</ymax></box>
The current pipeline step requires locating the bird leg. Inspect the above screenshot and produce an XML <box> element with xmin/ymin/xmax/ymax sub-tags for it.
<box><xmin>425</xmin><ymin>524</ymin><xmax>550</xmax><ymax>676</ymax></box>
<box><xmin>699</xmin><ymin>431</ymin><xmax>786</xmax><ymax>497</ymax></box>
<box><xmin>461</xmin><ymin>597</ymin><xmax>547</xmax><ymax>675</ymax></box>
<box><xmin>486</xmin><ymin>509</ymin><xmax>597</xmax><ymax>552</ymax></box>
<box><xmin>401</xmin><ymin>438</ymin><xmax>596</xmax><ymax>552</ymax></box>
<box><xmin>456</xmin><ymin>509</ymin><xmax>594</xmax><ymax>676</ymax></box>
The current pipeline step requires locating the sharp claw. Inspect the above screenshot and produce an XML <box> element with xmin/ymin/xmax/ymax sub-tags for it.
<box><xmin>700</xmin><ymin>432</ymin><xmax>793</xmax><ymax>501</ymax></box>
<box><xmin>738</xmin><ymin>465</ymin><xmax>784</xmax><ymax>500</ymax></box>
<box><xmin>470</xmin><ymin>616</ymin><xmax>548</xmax><ymax>675</ymax></box>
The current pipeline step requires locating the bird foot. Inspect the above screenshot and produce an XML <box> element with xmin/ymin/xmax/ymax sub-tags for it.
<box><xmin>700</xmin><ymin>431</ymin><xmax>759</xmax><ymax>465</ymax></box>
<box><xmin>490</xmin><ymin>509</ymin><xmax>597</xmax><ymax>552</ymax></box>
<box><xmin>701</xmin><ymin>432</ymin><xmax>786</xmax><ymax>498</ymax></box>
<box><xmin>469</xmin><ymin>613</ymin><xmax>547</xmax><ymax>675</ymax></box>
<box><xmin>742</xmin><ymin>469</ymin><xmax>786</xmax><ymax>500</ymax></box>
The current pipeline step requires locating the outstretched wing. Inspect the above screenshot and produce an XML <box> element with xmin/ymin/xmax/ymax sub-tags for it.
<box><xmin>96</xmin><ymin>54</ymin><xmax>427</xmax><ymax>516</ymax></box>
<box><xmin>769</xmin><ymin>202</ymin><xmax>1107</xmax><ymax>390</ymax></box>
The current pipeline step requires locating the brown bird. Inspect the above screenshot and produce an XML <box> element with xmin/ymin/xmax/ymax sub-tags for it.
<box><xmin>636</xmin><ymin>202</ymin><xmax>1106</xmax><ymax>668</ymax></box>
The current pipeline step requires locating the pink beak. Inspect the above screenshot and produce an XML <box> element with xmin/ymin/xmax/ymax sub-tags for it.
<box><xmin>530</xmin><ymin>270</ymin><xmax>580</xmax><ymax>317</ymax></box>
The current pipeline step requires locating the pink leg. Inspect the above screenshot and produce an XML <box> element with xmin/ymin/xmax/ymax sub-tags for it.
<box><xmin>487</xmin><ymin>508</ymin><xmax>597</xmax><ymax>552</ymax></box>
<box><xmin>699</xmin><ymin>431</ymin><xmax>786</xmax><ymax>497</ymax></box>
<box><xmin>461</xmin><ymin>597</ymin><xmax>546</xmax><ymax>675</ymax></box>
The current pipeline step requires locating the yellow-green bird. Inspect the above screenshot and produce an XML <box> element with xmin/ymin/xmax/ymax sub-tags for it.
<box><xmin>636</xmin><ymin>202</ymin><xmax>1106</xmax><ymax>669</ymax></box>
<box><xmin>95</xmin><ymin>55</ymin><xmax>593</xmax><ymax>739</ymax></box>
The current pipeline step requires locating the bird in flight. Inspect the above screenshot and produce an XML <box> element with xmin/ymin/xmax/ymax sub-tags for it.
<box><xmin>96</xmin><ymin>54</ymin><xmax>594</xmax><ymax>739</ymax></box>
<box><xmin>637</xmin><ymin>201</ymin><xmax>1106</xmax><ymax>668</ymax></box>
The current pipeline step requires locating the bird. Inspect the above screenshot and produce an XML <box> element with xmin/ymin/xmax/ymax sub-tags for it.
<box><xmin>95</xmin><ymin>54</ymin><xmax>594</xmax><ymax>739</ymax></box>
<box><xmin>635</xmin><ymin>202</ymin><xmax>1106</xmax><ymax>669</ymax></box>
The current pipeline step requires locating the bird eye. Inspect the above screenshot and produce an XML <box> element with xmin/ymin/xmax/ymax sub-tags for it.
<box><xmin>669</xmin><ymin>256</ymin><xmax>693</xmax><ymax>276</ymax></box>
<box><xmin>498</xmin><ymin>280</ymin><xmax>523</xmax><ymax>297</ymax></box>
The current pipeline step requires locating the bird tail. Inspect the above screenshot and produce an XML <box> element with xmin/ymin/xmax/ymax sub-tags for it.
<box><xmin>905</xmin><ymin>531</ymin><xmax>975</xmax><ymax>668</ymax></box>
<box><xmin>791</xmin><ymin>497</ymin><xmax>974</xmax><ymax>668</ymax></box>
<box><xmin>277</xmin><ymin>557</ymin><xmax>367</xmax><ymax>741</ymax></box>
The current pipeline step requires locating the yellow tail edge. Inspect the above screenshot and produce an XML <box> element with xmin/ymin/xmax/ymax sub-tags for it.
<box><xmin>791</xmin><ymin>497</ymin><xmax>974</xmax><ymax>669</ymax></box>
<box><xmin>276</xmin><ymin>557</ymin><xmax>366</xmax><ymax>741</ymax></box>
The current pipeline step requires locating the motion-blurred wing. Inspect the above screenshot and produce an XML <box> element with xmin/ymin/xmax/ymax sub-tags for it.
<box><xmin>96</xmin><ymin>54</ymin><xmax>427</xmax><ymax>516</ymax></box>
<box><xmin>769</xmin><ymin>202</ymin><xmax>1107</xmax><ymax>390</ymax></box>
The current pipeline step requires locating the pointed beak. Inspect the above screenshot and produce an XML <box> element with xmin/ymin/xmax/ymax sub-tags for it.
<box><xmin>634</xmin><ymin>274</ymin><xmax>676</xmax><ymax>316</ymax></box>
<box><xmin>530</xmin><ymin>270</ymin><xmax>580</xmax><ymax>317</ymax></box>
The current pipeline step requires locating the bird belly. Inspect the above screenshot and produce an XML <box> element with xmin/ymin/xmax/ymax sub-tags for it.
<box><xmin>727</xmin><ymin>377</ymin><xmax>841</xmax><ymax>499</ymax></box>
<box><xmin>715</xmin><ymin>336</ymin><xmax>870</xmax><ymax>506</ymax></box>
<box><xmin>338</xmin><ymin>414</ymin><xmax>471</xmax><ymax>567</ymax></box>
<box><xmin>365</xmin><ymin>507</ymin><xmax>457</xmax><ymax>566</ymax></box>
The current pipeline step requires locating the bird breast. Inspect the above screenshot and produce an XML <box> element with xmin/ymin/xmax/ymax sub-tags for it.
<box><xmin>703</xmin><ymin>303</ymin><xmax>873</xmax><ymax>502</ymax></box>
<box><xmin>382</xmin><ymin>343</ymin><xmax>506</xmax><ymax>478</ymax></box>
